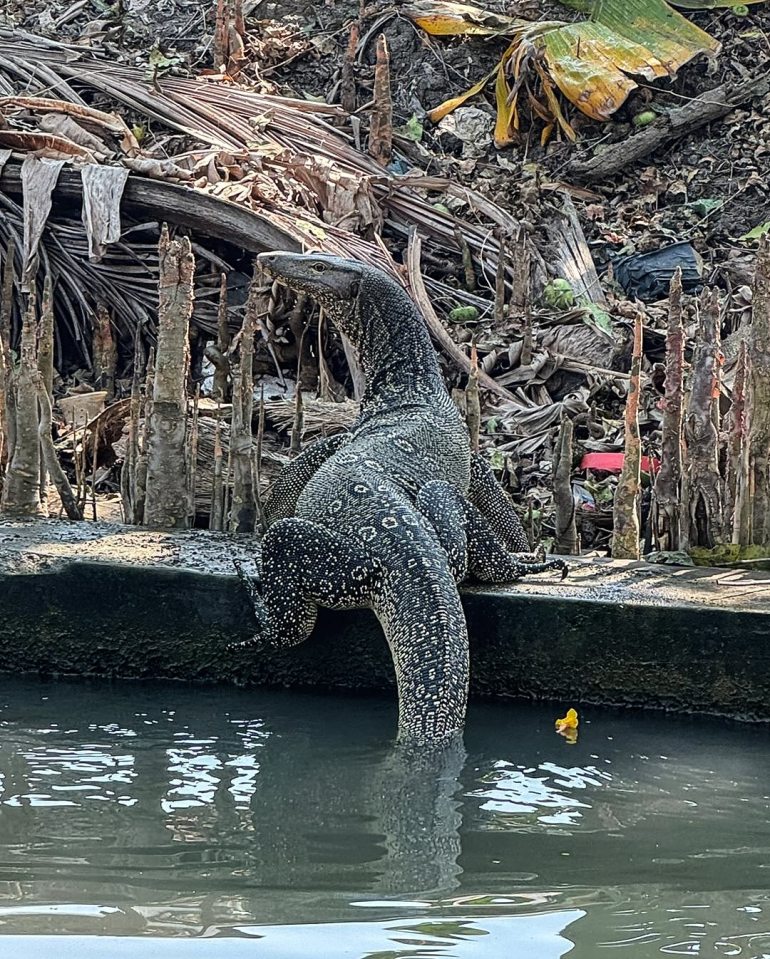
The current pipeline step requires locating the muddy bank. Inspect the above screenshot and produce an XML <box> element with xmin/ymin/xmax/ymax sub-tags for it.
<box><xmin>1</xmin><ymin>520</ymin><xmax>768</xmax><ymax>721</ymax></box>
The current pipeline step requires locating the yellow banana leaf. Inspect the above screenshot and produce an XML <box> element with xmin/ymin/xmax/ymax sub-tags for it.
<box><xmin>402</xmin><ymin>1</ymin><xmax>526</xmax><ymax>36</ymax></box>
<box><xmin>428</xmin><ymin>68</ymin><xmax>496</xmax><ymax>122</ymax></box>
<box><xmin>407</xmin><ymin>0</ymin><xmax>723</xmax><ymax>143</ymax></box>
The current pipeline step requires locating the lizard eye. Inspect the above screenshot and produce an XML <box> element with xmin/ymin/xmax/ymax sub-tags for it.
<box><xmin>311</xmin><ymin>262</ymin><xmax>326</xmax><ymax>274</ymax></box>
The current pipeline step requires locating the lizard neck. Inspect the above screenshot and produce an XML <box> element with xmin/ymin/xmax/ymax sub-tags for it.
<box><xmin>341</xmin><ymin>276</ymin><xmax>445</xmax><ymax>413</ymax></box>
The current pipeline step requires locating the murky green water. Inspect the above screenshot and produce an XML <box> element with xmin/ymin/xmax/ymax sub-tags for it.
<box><xmin>0</xmin><ymin>678</ymin><xmax>767</xmax><ymax>958</ymax></box>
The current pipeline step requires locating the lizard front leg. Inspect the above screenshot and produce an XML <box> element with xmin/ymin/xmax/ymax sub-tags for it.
<box><xmin>235</xmin><ymin>517</ymin><xmax>380</xmax><ymax>649</ymax></box>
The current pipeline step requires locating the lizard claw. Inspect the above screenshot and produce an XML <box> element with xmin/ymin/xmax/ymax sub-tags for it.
<box><xmin>227</xmin><ymin>637</ymin><xmax>260</xmax><ymax>653</ymax></box>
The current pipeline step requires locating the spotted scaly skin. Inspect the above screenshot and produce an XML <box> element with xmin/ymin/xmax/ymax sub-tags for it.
<box><xmin>243</xmin><ymin>252</ymin><xmax>567</xmax><ymax>745</ymax></box>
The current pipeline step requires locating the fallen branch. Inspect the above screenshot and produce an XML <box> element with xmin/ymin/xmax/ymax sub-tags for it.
<box><xmin>569</xmin><ymin>71</ymin><xmax>770</xmax><ymax>182</ymax></box>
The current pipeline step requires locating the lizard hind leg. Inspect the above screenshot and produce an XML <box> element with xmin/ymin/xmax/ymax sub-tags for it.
<box><xmin>415</xmin><ymin>480</ymin><xmax>469</xmax><ymax>583</ymax></box>
<box><xmin>417</xmin><ymin>479</ymin><xmax>567</xmax><ymax>584</ymax></box>
<box><xmin>464</xmin><ymin>501</ymin><xmax>568</xmax><ymax>582</ymax></box>
<box><xmin>469</xmin><ymin>452</ymin><xmax>532</xmax><ymax>553</ymax></box>
<box><xmin>235</xmin><ymin>517</ymin><xmax>379</xmax><ymax>650</ymax></box>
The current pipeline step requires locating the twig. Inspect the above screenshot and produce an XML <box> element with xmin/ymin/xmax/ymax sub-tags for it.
<box><xmin>493</xmin><ymin>228</ymin><xmax>506</xmax><ymax>327</ymax></box>
<box><xmin>454</xmin><ymin>225</ymin><xmax>475</xmax><ymax>292</ymax></box>
<box><xmin>406</xmin><ymin>231</ymin><xmax>517</xmax><ymax>402</ymax></box>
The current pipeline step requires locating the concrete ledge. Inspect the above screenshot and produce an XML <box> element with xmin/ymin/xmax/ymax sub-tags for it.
<box><xmin>1</xmin><ymin>520</ymin><xmax>768</xmax><ymax>721</ymax></box>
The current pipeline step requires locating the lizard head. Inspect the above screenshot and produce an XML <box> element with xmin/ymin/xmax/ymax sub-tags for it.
<box><xmin>257</xmin><ymin>251</ymin><xmax>365</xmax><ymax>319</ymax></box>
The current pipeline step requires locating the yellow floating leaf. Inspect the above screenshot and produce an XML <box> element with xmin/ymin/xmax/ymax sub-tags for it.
<box><xmin>555</xmin><ymin>707</ymin><xmax>579</xmax><ymax>731</ymax></box>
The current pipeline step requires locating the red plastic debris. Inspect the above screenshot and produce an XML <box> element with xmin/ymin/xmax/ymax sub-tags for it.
<box><xmin>580</xmin><ymin>452</ymin><xmax>660</xmax><ymax>474</ymax></box>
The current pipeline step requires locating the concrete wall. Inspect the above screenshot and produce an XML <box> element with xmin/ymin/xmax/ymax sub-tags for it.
<box><xmin>1</xmin><ymin>550</ymin><xmax>768</xmax><ymax>721</ymax></box>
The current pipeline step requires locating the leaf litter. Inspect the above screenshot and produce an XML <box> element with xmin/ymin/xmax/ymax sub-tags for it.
<box><xmin>0</xmin><ymin>0</ymin><xmax>768</xmax><ymax>553</ymax></box>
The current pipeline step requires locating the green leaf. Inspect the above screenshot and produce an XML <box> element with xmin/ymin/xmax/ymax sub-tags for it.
<box><xmin>394</xmin><ymin>114</ymin><xmax>425</xmax><ymax>142</ymax></box>
<box><xmin>146</xmin><ymin>43</ymin><xmax>183</xmax><ymax>76</ymax></box>
<box><xmin>583</xmin><ymin>302</ymin><xmax>614</xmax><ymax>336</ymax></box>
<box><xmin>740</xmin><ymin>221</ymin><xmax>770</xmax><ymax>240</ymax></box>
<box><xmin>543</xmin><ymin>278</ymin><xmax>575</xmax><ymax>308</ymax></box>
<box><xmin>668</xmin><ymin>0</ymin><xmax>763</xmax><ymax>8</ymax></box>
<box><xmin>447</xmin><ymin>305</ymin><xmax>480</xmax><ymax>323</ymax></box>
<box><xmin>688</xmin><ymin>197</ymin><xmax>722</xmax><ymax>217</ymax></box>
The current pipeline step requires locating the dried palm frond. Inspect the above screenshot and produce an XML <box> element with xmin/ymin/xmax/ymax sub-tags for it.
<box><xmin>0</xmin><ymin>30</ymin><xmax>528</xmax><ymax>298</ymax></box>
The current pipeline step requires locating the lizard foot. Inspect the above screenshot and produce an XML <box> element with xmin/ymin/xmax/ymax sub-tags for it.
<box><xmin>514</xmin><ymin>557</ymin><xmax>569</xmax><ymax>580</ymax></box>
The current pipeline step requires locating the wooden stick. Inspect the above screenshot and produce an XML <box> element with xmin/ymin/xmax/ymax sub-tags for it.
<box><xmin>143</xmin><ymin>224</ymin><xmax>193</xmax><ymax>529</ymax></box>
<box><xmin>652</xmin><ymin>268</ymin><xmax>685</xmax><ymax>551</ymax></box>
<box><xmin>681</xmin><ymin>288</ymin><xmax>724</xmax><ymax>549</ymax></box>
<box><xmin>34</xmin><ymin>372</ymin><xmax>82</xmax><ymax>521</ymax></box>
<box><xmin>214</xmin><ymin>270</ymin><xmax>231</xmax><ymax>401</ymax></box>
<box><xmin>747</xmin><ymin>234</ymin><xmax>770</xmax><ymax>545</ymax></box>
<box><xmin>0</xmin><ymin>246</ymin><xmax>15</xmax><ymax>475</ymax></box>
<box><xmin>254</xmin><ymin>384</ymin><xmax>266</xmax><ymax>533</ymax></box>
<box><xmin>230</xmin><ymin>265</ymin><xmax>259</xmax><ymax>533</ymax></box>
<box><xmin>730</xmin><ymin>339</ymin><xmax>750</xmax><ymax>544</ymax></box>
<box><xmin>340</xmin><ymin>21</ymin><xmax>359</xmax><ymax>114</ymax></box>
<box><xmin>90</xmin><ymin>415</ymin><xmax>99</xmax><ymax>521</ymax></box>
<box><xmin>135</xmin><ymin>348</ymin><xmax>154</xmax><ymax>525</ymax></box>
<box><xmin>493</xmin><ymin>228</ymin><xmax>506</xmax><ymax>327</ymax></box>
<box><xmin>553</xmin><ymin>414</ymin><xmax>578</xmax><ymax>555</ymax></box>
<box><xmin>368</xmin><ymin>34</ymin><xmax>392</xmax><ymax>167</ymax></box>
<box><xmin>188</xmin><ymin>385</ymin><xmax>200</xmax><ymax>526</ymax></box>
<box><xmin>612</xmin><ymin>310</ymin><xmax>643</xmax><ymax>559</ymax></box>
<box><xmin>210</xmin><ymin>402</ymin><xmax>224</xmax><ymax>532</ymax></box>
<box><xmin>454</xmin><ymin>225</ymin><xmax>476</xmax><ymax>292</ymax></box>
<box><xmin>0</xmin><ymin>288</ymin><xmax>43</xmax><ymax>517</ymax></box>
